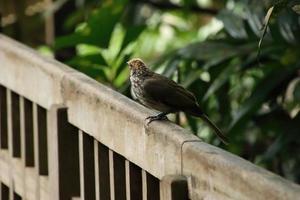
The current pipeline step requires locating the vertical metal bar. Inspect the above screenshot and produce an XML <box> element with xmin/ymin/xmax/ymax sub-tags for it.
<box><xmin>33</xmin><ymin>103</ymin><xmax>38</xmax><ymax>169</ymax></box>
<box><xmin>94</xmin><ymin>140</ymin><xmax>100</xmax><ymax>200</ymax></box>
<box><xmin>48</xmin><ymin>105</ymin><xmax>61</xmax><ymax>200</ymax></box>
<box><xmin>8</xmin><ymin>184</ymin><xmax>12</xmax><ymax>200</ymax></box>
<box><xmin>142</xmin><ymin>170</ymin><xmax>147</xmax><ymax>200</ymax></box>
<box><xmin>79</xmin><ymin>130</ymin><xmax>84</xmax><ymax>200</ymax></box>
<box><xmin>20</xmin><ymin>97</ymin><xmax>25</xmax><ymax>162</ymax></box>
<box><xmin>33</xmin><ymin>103</ymin><xmax>40</xmax><ymax>200</ymax></box>
<box><xmin>109</xmin><ymin>150</ymin><xmax>115</xmax><ymax>200</ymax></box>
<box><xmin>6</xmin><ymin>89</ymin><xmax>14</xmax><ymax>200</ymax></box>
<box><xmin>19</xmin><ymin>96</ymin><xmax>26</xmax><ymax>198</ymax></box>
<box><xmin>125</xmin><ymin>160</ymin><xmax>130</xmax><ymax>200</ymax></box>
<box><xmin>7</xmin><ymin>89</ymin><xmax>12</xmax><ymax>155</ymax></box>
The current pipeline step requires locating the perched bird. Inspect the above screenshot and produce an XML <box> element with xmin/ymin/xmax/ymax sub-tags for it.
<box><xmin>127</xmin><ymin>58</ymin><xmax>228</xmax><ymax>144</ymax></box>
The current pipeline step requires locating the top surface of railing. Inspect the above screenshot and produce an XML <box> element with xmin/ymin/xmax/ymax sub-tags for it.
<box><xmin>0</xmin><ymin>34</ymin><xmax>300</xmax><ymax>200</ymax></box>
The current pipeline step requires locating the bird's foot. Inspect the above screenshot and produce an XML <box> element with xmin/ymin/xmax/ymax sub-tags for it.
<box><xmin>145</xmin><ymin>114</ymin><xmax>168</xmax><ymax>126</ymax></box>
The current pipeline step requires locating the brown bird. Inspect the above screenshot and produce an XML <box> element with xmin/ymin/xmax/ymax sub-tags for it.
<box><xmin>127</xmin><ymin>58</ymin><xmax>228</xmax><ymax>144</ymax></box>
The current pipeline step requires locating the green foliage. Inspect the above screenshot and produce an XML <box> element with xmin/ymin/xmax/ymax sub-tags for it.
<box><xmin>54</xmin><ymin>0</ymin><xmax>300</xmax><ymax>183</ymax></box>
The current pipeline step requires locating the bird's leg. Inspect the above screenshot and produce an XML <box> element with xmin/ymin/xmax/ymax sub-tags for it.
<box><xmin>146</xmin><ymin>112</ymin><xmax>169</xmax><ymax>125</ymax></box>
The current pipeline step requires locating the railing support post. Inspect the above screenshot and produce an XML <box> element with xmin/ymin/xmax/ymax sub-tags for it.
<box><xmin>160</xmin><ymin>175</ymin><xmax>189</xmax><ymax>200</ymax></box>
<box><xmin>48</xmin><ymin>104</ymin><xmax>80</xmax><ymax>200</ymax></box>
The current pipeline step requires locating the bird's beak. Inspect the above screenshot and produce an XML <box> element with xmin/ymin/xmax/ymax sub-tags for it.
<box><xmin>127</xmin><ymin>61</ymin><xmax>132</xmax><ymax>69</ymax></box>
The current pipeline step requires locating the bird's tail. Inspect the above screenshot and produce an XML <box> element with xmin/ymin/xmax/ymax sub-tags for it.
<box><xmin>200</xmin><ymin>114</ymin><xmax>229</xmax><ymax>145</ymax></box>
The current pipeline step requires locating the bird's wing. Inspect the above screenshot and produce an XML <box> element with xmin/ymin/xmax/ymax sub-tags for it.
<box><xmin>143</xmin><ymin>74</ymin><xmax>198</xmax><ymax>111</ymax></box>
<box><xmin>131</xmin><ymin>86</ymin><xmax>137</xmax><ymax>100</ymax></box>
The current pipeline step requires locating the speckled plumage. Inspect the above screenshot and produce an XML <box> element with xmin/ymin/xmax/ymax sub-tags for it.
<box><xmin>127</xmin><ymin>58</ymin><xmax>228</xmax><ymax>144</ymax></box>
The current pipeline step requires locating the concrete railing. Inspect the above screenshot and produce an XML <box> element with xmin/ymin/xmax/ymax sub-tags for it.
<box><xmin>0</xmin><ymin>34</ymin><xmax>299</xmax><ymax>200</ymax></box>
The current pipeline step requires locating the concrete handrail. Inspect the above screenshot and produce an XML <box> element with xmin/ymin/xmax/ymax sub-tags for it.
<box><xmin>0</xmin><ymin>34</ymin><xmax>299</xmax><ymax>199</ymax></box>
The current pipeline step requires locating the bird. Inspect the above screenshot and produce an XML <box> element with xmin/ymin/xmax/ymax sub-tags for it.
<box><xmin>127</xmin><ymin>58</ymin><xmax>228</xmax><ymax>144</ymax></box>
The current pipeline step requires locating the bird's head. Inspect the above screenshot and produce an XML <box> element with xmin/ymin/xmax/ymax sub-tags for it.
<box><xmin>127</xmin><ymin>58</ymin><xmax>148</xmax><ymax>71</ymax></box>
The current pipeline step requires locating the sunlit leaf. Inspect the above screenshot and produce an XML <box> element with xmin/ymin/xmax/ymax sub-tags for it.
<box><xmin>257</xmin><ymin>5</ymin><xmax>274</xmax><ymax>61</ymax></box>
<box><xmin>293</xmin><ymin>81</ymin><xmax>300</xmax><ymax>101</ymax></box>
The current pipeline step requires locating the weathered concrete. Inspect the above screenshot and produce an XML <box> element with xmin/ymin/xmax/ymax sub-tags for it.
<box><xmin>0</xmin><ymin>34</ymin><xmax>300</xmax><ymax>200</ymax></box>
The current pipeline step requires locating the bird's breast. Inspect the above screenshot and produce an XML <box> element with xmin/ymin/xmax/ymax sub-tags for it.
<box><xmin>130</xmin><ymin>76</ymin><xmax>144</xmax><ymax>98</ymax></box>
<box><xmin>130</xmin><ymin>75</ymin><xmax>173</xmax><ymax>113</ymax></box>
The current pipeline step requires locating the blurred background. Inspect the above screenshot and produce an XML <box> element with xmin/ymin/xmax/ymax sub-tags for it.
<box><xmin>1</xmin><ymin>0</ymin><xmax>300</xmax><ymax>184</ymax></box>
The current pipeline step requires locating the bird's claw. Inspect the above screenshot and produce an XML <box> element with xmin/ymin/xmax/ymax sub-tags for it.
<box><xmin>145</xmin><ymin>115</ymin><xmax>168</xmax><ymax>126</ymax></box>
<box><xmin>146</xmin><ymin>116</ymin><xmax>156</xmax><ymax>126</ymax></box>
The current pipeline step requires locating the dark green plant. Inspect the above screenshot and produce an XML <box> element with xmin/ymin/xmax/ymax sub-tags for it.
<box><xmin>54</xmin><ymin>0</ymin><xmax>300</xmax><ymax>183</ymax></box>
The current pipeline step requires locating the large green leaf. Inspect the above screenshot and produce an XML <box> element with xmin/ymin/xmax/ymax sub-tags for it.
<box><xmin>217</xmin><ymin>10</ymin><xmax>248</xmax><ymax>39</ymax></box>
<box><xmin>66</xmin><ymin>53</ymin><xmax>107</xmax><ymax>66</ymax></box>
<box><xmin>177</xmin><ymin>41</ymin><xmax>239</xmax><ymax>63</ymax></box>
<box><xmin>55</xmin><ymin>1</ymin><xmax>126</xmax><ymax>49</ymax></box>
<box><xmin>228</xmin><ymin>63</ymin><xmax>300</xmax><ymax>135</ymax></box>
<box><xmin>244</xmin><ymin>3</ymin><xmax>264</xmax><ymax>37</ymax></box>
<box><xmin>203</xmin><ymin>59</ymin><xmax>239</xmax><ymax>101</ymax></box>
<box><xmin>178</xmin><ymin>41</ymin><xmax>255</xmax><ymax>87</ymax></box>
<box><xmin>277</xmin><ymin>10</ymin><xmax>300</xmax><ymax>44</ymax></box>
<box><xmin>55</xmin><ymin>33</ymin><xmax>86</xmax><ymax>49</ymax></box>
<box><xmin>257</xmin><ymin>0</ymin><xmax>291</xmax><ymax>60</ymax></box>
<box><xmin>120</xmin><ymin>25</ymin><xmax>146</xmax><ymax>51</ymax></box>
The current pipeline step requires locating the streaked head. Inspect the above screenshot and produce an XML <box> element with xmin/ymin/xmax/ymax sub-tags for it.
<box><xmin>127</xmin><ymin>58</ymin><xmax>147</xmax><ymax>71</ymax></box>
